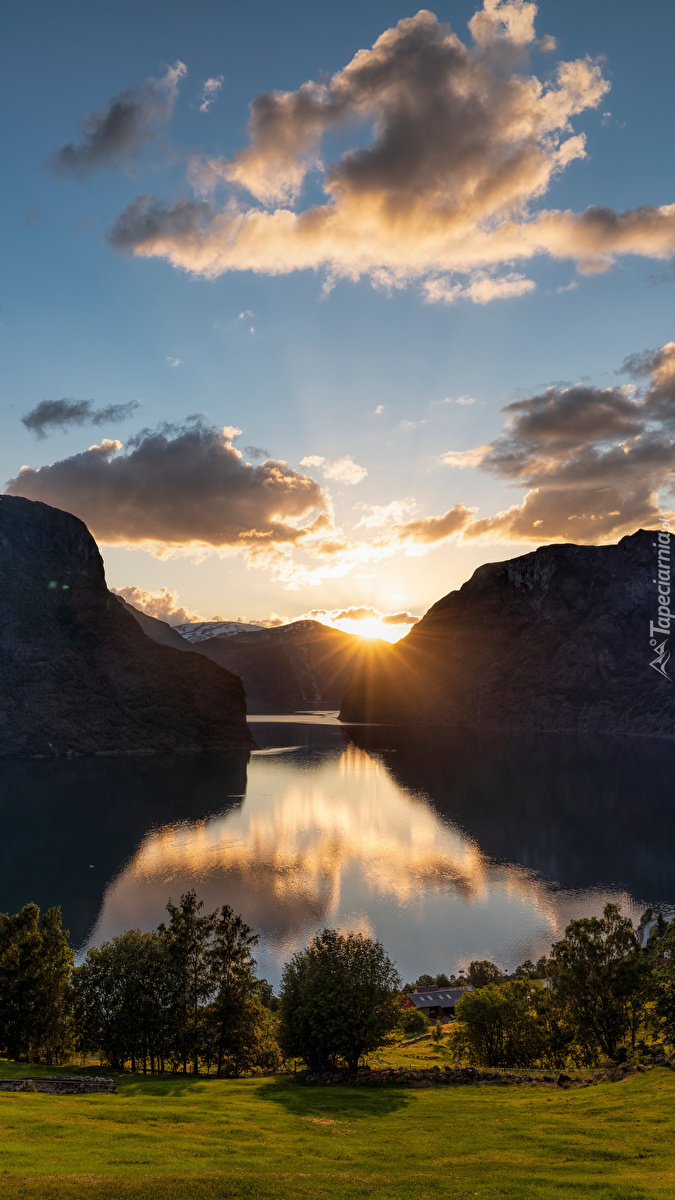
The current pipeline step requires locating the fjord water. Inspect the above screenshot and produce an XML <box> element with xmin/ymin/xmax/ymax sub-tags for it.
<box><xmin>1</xmin><ymin>717</ymin><xmax>674</xmax><ymax>985</ymax></box>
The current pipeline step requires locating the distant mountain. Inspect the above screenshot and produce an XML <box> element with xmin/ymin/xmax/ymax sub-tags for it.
<box><xmin>0</xmin><ymin>496</ymin><xmax>253</xmax><ymax>756</ymax></box>
<box><xmin>178</xmin><ymin>619</ymin><xmax>389</xmax><ymax>712</ymax></box>
<box><xmin>174</xmin><ymin>621</ymin><xmax>264</xmax><ymax>642</ymax></box>
<box><xmin>341</xmin><ymin>531</ymin><xmax>675</xmax><ymax>738</ymax></box>
<box><xmin>118</xmin><ymin>598</ymin><xmax>191</xmax><ymax>651</ymax></box>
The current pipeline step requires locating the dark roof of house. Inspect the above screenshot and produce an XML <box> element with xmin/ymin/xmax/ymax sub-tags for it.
<box><xmin>406</xmin><ymin>987</ymin><xmax>472</xmax><ymax>1008</ymax></box>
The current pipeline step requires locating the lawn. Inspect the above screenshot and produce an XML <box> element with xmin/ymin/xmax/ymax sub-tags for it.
<box><xmin>0</xmin><ymin>1060</ymin><xmax>673</xmax><ymax>1199</ymax></box>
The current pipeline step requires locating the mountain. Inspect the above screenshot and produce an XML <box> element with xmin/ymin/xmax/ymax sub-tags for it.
<box><xmin>118</xmin><ymin>598</ymin><xmax>192</xmax><ymax>651</ymax></box>
<box><xmin>340</xmin><ymin>531</ymin><xmax>675</xmax><ymax>738</ymax></box>
<box><xmin>179</xmin><ymin>619</ymin><xmax>389</xmax><ymax>712</ymax></box>
<box><xmin>174</xmin><ymin>620</ymin><xmax>264</xmax><ymax>642</ymax></box>
<box><xmin>0</xmin><ymin>495</ymin><xmax>253</xmax><ymax>756</ymax></box>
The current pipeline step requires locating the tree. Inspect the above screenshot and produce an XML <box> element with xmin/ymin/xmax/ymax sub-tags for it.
<box><xmin>432</xmin><ymin>1019</ymin><xmax>444</xmax><ymax>1046</ymax></box>
<box><xmin>401</xmin><ymin>1007</ymin><xmax>427</xmax><ymax>1036</ymax></box>
<box><xmin>453</xmin><ymin>982</ymin><xmax>541</xmax><ymax>1068</ymax></box>
<box><xmin>550</xmin><ymin>903</ymin><xmax>645</xmax><ymax>1062</ymax></box>
<box><xmin>279</xmin><ymin>929</ymin><xmax>401</xmax><ymax>1072</ymax></box>
<box><xmin>532</xmin><ymin>987</ymin><xmax>578</xmax><ymax>1069</ymax></box>
<box><xmin>73</xmin><ymin>929</ymin><xmax>171</xmax><ymax>1072</ymax></box>
<box><xmin>467</xmin><ymin>960</ymin><xmax>503</xmax><ymax>988</ymax></box>
<box><xmin>515</xmin><ymin>957</ymin><xmax>549</xmax><ymax>980</ymax></box>
<box><xmin>0</xmin><ymin>904</ymin><xmax>73</xmax><ymax>1064</ymax></box>
<box><xmin>161</xmin><ymin>892</ymin><xmax>215</xmax><ymax>1074</ymax></box>
<box><xmin>207</xmin><ymin>905</ymin><xmax>263</xmax><ymax>1077</ymax></box>
<box><xmin>653</xmin><ymin>921</ymin><xmax>675</xmax><ymax>1047</ymax></box>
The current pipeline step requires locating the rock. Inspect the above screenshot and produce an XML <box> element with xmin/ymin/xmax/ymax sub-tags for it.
<box><xmin>556</xmin><ymin>1072</ymin><xmax>572</xmax><ymax>1086</ymax></box>
<box><xmin>0</xmin><ymin>496</ymin><xmax>253</xmax><ymax>756</ymax></box>
<box><xmin>0</xmin><ymin>1076</ymin><xmax>116</xmax><ymax>1094</ymax></box>
<box><xmin>340</xmin><ymin>531</ymin><xmax>675</xmax><ymax>738</ymax></box>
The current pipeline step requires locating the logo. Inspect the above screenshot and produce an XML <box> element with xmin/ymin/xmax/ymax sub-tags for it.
<box><xmin>649</xmin><ymin>529</ymin><xmax>672</xmax><ymax>682</ymax></box>
<box><xmin>649</xmin><ymin>636</ymin><xmax>671</xmax><ymax>680</ymax></box>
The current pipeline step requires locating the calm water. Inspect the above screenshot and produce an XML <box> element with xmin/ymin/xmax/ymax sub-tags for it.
<box><xmin>1</xmin><ymin>717</ymin><xmax>674</xmax><ymax>986</ymax></box>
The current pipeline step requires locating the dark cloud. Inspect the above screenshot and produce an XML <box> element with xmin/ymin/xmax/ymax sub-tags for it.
<box><xmin>50</xmin><ymin>62</ymin><xmax>186</xmax><ymax>176</ymax></box>
<box><xmin>21</xmin><ymin>399</ymin><xmax>140</xmax><ymax>439</ymax></box>
<box><xmin>5</xmin><ymin>420</ymin><xmax>327</xmax><ymax>550</ymax></box>
<box><xmin>454</xmin><ymin>342</ymin><xmax>675</xmax><ymax>542</ymax></box>
<box><xmin>244</xmin><ymin>445</ymin><xmax>271</xmax><ymax>460</ymax></box>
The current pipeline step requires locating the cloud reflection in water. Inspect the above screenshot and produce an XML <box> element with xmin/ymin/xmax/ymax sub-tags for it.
<box><xmin>90</xmin><ymin>743</ymin><xmax>641</xmax><ymax>984</ymax></box>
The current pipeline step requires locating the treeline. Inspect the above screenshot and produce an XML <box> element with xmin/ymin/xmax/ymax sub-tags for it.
<box><xmin>0</xmin><ymin>899</ymin><xmax>673</xmax><ymax>1074</ymax></box>
<box><xmin>448</xmin><ymin>906</ymin><xmax>675</xmax><ymax>1069</ymax></box>
<box><xmin>0</xmin><ymin>894</ymin><xmax>279</xmax><ymax>1075</ymax></box>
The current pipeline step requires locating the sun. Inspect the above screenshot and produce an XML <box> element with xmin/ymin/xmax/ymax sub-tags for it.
<box><xmin>322</xmin><ymin>616</ymin><xmax>410</xmax><ymax>644</ymax></box>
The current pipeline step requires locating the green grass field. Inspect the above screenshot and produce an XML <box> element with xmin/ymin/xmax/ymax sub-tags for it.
<box><xmin>1</xmin><ymin>1060</ymin><xmax>673</xmax><ymax>1199</ymax></box>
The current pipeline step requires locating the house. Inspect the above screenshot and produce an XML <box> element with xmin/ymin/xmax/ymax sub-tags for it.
<box><xmin>403</xmin><ymin>986</ymin><xmax>472</xmax><ymax>1019</ymax></box>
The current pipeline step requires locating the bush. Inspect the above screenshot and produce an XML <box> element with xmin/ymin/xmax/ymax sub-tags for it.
<box><xmin>401</xmin><ymin>1007</ymin><xmax>427</xmax><ymax>1036</ymax></box>
<box><xmin>452</xmin><ymin>982</ymin><xmax>542</xmax><ymax>1068</ymax></box>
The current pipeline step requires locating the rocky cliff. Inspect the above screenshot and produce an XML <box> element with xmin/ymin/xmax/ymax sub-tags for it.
<box><xmin>181</xmin><ymin>620</ymin><xmax>389</xmax><ymax>712</ymax></box>
<box><xmin>340</xmin><ymin>531</ymin><xmax>675</xmax><ymax>737</ymax></box>
<box><xmin>0</xmin><ymin>496</ymin><xmax>253</xmax><ymax>756</ymax></box>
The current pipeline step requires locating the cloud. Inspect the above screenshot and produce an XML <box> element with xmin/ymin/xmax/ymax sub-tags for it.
<box><xmin>373</xmin><ymin>404</ymin><xmax>386</xmax><ymax>415</ymax></box>
<box><xmin>244</xmin><ymin>444</ymin><xmax>271</xmax><ymax>460</ymax></box>
<box><xmin>300</xmin><ymin>454</ymin><xmax>367</xmax><ymax>484</ymax></box>
<box><xmin>21</xmin><ymin>398</ymin><xmax>139</xmax><ymax>440</ymax></box>
<box><xmin>105</xmin><ymin>5</ymin><xmax>675</xmax><ymax>299</ymax></box>
<box><xmin>381</xmin><ymin>610</ymin><xmax>420</xmax><ymax>625</ymax></box>
<box><xmin>428</xmin><ymin>341</ymin><xmax>675</xmax><ymax>543</ymax></box>
<box><xmin>113</xmin><ymin>585</ymin><xmax>206</xmax><ymax>625</ymax></box>
<box><xmin>355</xmin><ymin>498</ymin><xmax>417</xmax><ymax>528</ymax></box>
<box><xmin>304</xmin><ymin>605</ymin><xmax>421</xmax><ymax>630</ymax></box>
<box><xmin>440</xmin><ymin>444</ymin><xmax>492</xmax><ymax>467</ymax></box>
<box><xmin>199</xmin><ymin>76</ymin><xmax>224</xmax><ymax>113</ymax></box>
<box><xmin>51</xmin><ymin>62</ymin><xmax>186</xmax><ymax>176</ymax></box>
<box><xmin>422</xmin><ymin>272</ymin><xmax>536</xmax><ymax>305</ymax></box>
<box><xmin>166</xmin><ymin>356</ymin><xmax>182</xmax><ymax>367</ymax></box>
<box><xmin>374</xmin><ymin>504</ymin><xmax>475</xmax><ymax>548</ymax></box>
<box><xmin>6</xmin><ymin>420</ymin><xmax>329</xmax><ymax>553</ymax></box>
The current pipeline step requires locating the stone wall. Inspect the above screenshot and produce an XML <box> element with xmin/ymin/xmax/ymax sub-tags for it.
<box><xmin>0</xmin><ymin>1076</ymin><xmax>116</xmax><ymax>1094</ymax></box>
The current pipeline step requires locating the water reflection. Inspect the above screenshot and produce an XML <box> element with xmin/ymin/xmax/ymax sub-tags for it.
<box><xmin>89</xmin><ymin>732</ymin><xmax>674</xmax><ymax>986</ymax></box>
<box><xmin>1</xmin><ymin>723</ymin><xmax>673</xmax><ymax>985</ymax></box>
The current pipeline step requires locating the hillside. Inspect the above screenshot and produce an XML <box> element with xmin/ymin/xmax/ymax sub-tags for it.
<box><xmin>0</xmin><ymin>495</ymin><xmax>253</xmax><ymax>756</ymax></box>
<box><xmin>185</xmin><ymin>620</ymin><xmax>389</xmax><ymax>712</ymax></box>
<box><xmin>341</xmin><ymin>530</ymin><xmax>675</xmax><ymax>737</ymax></box>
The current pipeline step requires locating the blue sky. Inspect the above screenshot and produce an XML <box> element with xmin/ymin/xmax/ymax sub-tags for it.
<box><xmin>2</xmin><ymin>0</ymin><xmax>675</xmax><ymax>629</ymax></box>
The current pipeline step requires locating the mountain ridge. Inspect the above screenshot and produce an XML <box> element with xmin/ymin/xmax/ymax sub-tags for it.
<box><xmin>340</xmin><ymin>530</ymin><xmax>675</xmax><ymax>737</ymax></box>
<box><xmin>0</xmin><ymin>495</ymin><xmax>253</xmax><ymax>756</ymax></box>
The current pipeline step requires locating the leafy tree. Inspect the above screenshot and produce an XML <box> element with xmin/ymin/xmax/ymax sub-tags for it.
<box><xmin>0</xmin><ymin>904</ymin><xmax>73</xmax><ymax>1064</ymax></box>
<box><xmin>401</xmin><ymin>1007</ymin><xmax>427</xmax><ymax>1036</ymax></box>
<box><xmin>515</xmin><ymin>957</ymin><xmax>550</xmax><ymax>980</ymax></box>
<box><xmin>653</xmin><ymin>921</ymin><xmax>675</xmax><ymax>1047</ymax></box>
<box><xmin>161</xmin><ymin>892</ymin><xmax>215</xmax><ymax>1074</ymax></box>
<box><xmin>435</xmin><ymin>973</ymin><xmax>451</xmax><ymax>987</ymax></box>
<box><xmin>550</xmin><ymin>903</ymin><xmax>645</xmax><ymax>1062</ymax></box>
<box><xmin>414</xmin><ymin>974</ymin><xmax>436</xmax><ymax>988</ymax></box>
<box><xmin>467</xmin><ymin>960</ymin><xmax>503</xmax><ymax>988</ymax></box>
<box><xmin>279</xmin><ymin>929</ymin><xmax>401</xmax><ymax>1072</ymax></box>
<box><xmin>207</xmin><ymin>905</ymin><xmax>263</xmax><ymax>1077</ymax></box>
<box><xmin>453</xmin><ymin>982</ymin><xmax>542</xmax><ymax>1068</ymax></box>
<box><xmin>432</xmin><ymin>1019</ymin><xmax>444</xmax><ymax>1046</ymax></box>
<box><xmin>73</xmin><ymin>929</ymin><xmax>171</xmax><ymax>1072</ymax></box>
<box><xmin>532</xmin><ymin>987</ymin><xmax>577</xmax><ymax>1069</ymax></box>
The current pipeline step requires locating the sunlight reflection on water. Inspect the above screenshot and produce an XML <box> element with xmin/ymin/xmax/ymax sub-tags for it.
<box><xmin>88</xmin><ymin>732</ymin><xmax>648</xmax><ymax>986</ymax></box>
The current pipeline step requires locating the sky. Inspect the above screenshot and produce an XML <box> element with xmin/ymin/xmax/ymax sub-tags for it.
<box><xmin>2</xmin><ymin>0</ymin><xmax>675</xmax><ymax>635</ymax></box>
